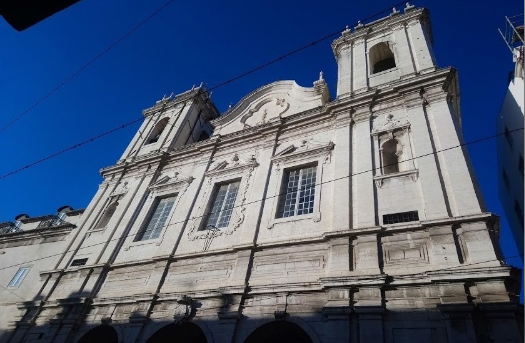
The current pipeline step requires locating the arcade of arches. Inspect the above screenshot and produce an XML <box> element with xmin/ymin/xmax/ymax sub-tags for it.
<box><xmin>77</xmin><ymin>321</ymin><xmax>313</xmax><ymax>343</ymax></box>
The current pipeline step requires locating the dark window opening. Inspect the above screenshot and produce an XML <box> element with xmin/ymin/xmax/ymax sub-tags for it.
<box><xmin>383</xmin><ymin>211</ymin><xmax>419</xmax><ymax>225</ymax></box>
<box><xmin>146</xmin><ymin>118</ymin><xmax>169</xmax><ymax>145</ymax></box>
<box><xmin>370</xmin><ymin>42</ymin><xmax>396</xmax><ymax>74</ymax></box>
<box><xmin>519</xmin><ymin>155</ymin><xmax>524</xmax><ymax>176</ymax></box>
<box><xmin>382</xmin><ymin>139</ymin><xmax>401</xmax><ymax>174</ymax></box>
<box><xmin>71</xmin><ymin>258</ymin><xmax>88</xmax><ymax>266</ymax></box>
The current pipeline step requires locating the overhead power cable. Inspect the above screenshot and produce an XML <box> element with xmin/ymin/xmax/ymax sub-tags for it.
<box><xmin>0</xmin><ymin>127</ymin><xmax>522</xmax><ymax>277</ymax></box>
<box><xmin>0</xmin><ymin>0</ymin><xmax>406</xmax><ymax>139</ymax></box>
<box><xmin>0</xmin><ymin>0</ymin><xmax>178</xmax><ymax>135</ymax></box>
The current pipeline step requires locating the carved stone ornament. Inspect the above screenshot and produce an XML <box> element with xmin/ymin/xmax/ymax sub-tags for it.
<box><xmin>110</xmin><ymin>181</ymin><xmax>129</xmax><ymax>197</ymax></box>
<box><xmin>187</xmin><ymin>154</ymin><xmax>258</xmax><ymax>242</ymax></box>
<box><xmin>272</xmin><ymin>139</ymin><xmax>334</xmax><ymax>171</ymax></box>
<box><xmin>374</xmin><ymin>169</ymin><xmax>419</xmax><ymax>188</ymax></box>
<box><xmin>240</xmin><ymin>98</ymin><xmax>290</xmax><ymax>128</ymax></box>
<box><xmin>149</xmin><ymin>172</ymin><xmax>194</xmax><ymax>193</ymax></box>
<box><xmin>371</xmin><ymin>113</ymin><xmax>410</xmax><ymax>135</ymax></box>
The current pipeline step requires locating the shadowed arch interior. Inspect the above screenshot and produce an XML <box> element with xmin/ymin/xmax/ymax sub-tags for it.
<box><xmin>146</xmin><ymin>117</ymin><xmax>169</xmax><ymax>145</ymax></box>
<box><xmin>369</xmin><ymin>42</ymin><xmax>396</xmax><ymax>74</ymax></box>
<box><xmin>145</xmin><ymin>322</ymin><xmax>207</xmax><ymax>343</ymax></box>
<box><xmin>382</xmin><ymin>138</ymin><xmax>401</xmax><ymax>174</ymax></box>
<box><xmin>244</xmin><ymin>321</ymin><xmax>313</xmax><ymax>343</ymax></box>
<box><xmin>77</xmin><ymin>325</ymin><xmax>118</xmax><ymax>343</ymax></box>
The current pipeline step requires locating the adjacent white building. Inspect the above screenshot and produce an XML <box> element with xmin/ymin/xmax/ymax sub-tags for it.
<box><xmin>497</xmin><ymin>15</ymin><xmax>524</xmax><ymax>261</ymax></box>
<box><xmin>0</xmin><ymin>6</ymin><xmax>522</xmax><ymax>343</ymax></box>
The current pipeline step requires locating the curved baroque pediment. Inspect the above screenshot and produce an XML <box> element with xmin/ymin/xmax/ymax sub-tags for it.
<box><xmin>211</xmin><ymin>79</ymin><xmax>330</xmax><ymax>136</ymax></box>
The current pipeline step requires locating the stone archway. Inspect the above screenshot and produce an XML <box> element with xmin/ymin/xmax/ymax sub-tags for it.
<box><xmin>145</xmin><ymin>322</ymin><xmax>207</xmax><ymax>343</ymax></box>
<box><xmin>77</xmin><ymin>325</ymin><xmax>118</xmax><ymax>343</ymax></box>
<box><xmin>245</xmin><ymin>321</ymin><xmax>313</xmax><ymax>343</ymax></box>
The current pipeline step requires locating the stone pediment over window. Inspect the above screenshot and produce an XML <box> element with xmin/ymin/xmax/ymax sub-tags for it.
<box><xmin>272</xmin><ymin>140</ymin><xmax>334</xmax><ymax>165</ymax></box>
<box><xmin>149</xmin><ymin>172</ymin><xmax>194</xmax><ymax>193</ymax></box>
<box><xmin>206</xmin><ymin>153</ymin><xmax>258</xmax><ymax>178</ymax></box>
<box><xmin>371</xmin><ymin>113</ymin><xmax>410</xmax><ymax>136</ymax></box>
<box><xmin>212</xmin><ymin>79</ymin><xmax>330</xmax><ymax>136</ymax></box>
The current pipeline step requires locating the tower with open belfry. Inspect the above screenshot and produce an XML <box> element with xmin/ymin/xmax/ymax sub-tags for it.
<box><xmin>0</xmin><ymin>5</ymin><xmax>522</xmax><ymax>343</ymax></box>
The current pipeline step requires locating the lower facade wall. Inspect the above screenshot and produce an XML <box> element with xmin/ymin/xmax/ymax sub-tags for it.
<box><xmin>2</xmin><ymin>296</ymin><xmax>523</xmax><ymax>343</ymax></box>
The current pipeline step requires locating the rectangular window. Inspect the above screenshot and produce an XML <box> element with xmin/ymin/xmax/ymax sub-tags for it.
<box><xmin>519</xmin><ymin>155</ymin><xmax>524</xmax><ymax>176</ymax></box>
<box><xmin>502</xmin><ymin>169</ymin><xmax>510</xmax><ymax>190</ymax></box>
<box><xmin>383</xmin><ymin>211</ymin><xmax>419</xmax><ymax>225</ymax></box>
<box><xmin>70</xmin><ymin>258</ymin><xmax>88</xmax><ymax>267</ymax></box>
<box><xmin>278</xmin><ymin>165</ymin><xmax>317</xmax><ymax>218</ymax></box>
<box><xmin>203</xmin><ymin>181</ymin><xmax>240</xmax><ymax>229</ymax></box>
<box><xmin>136</xmin><ymin>196</ymin><xmax>176</xmax><ymax>241</ymax></box>
<box><xmin>505</xmin><ymin>126</ymin><xmax>514</xmax><ymax>148</ymax></box>
<box><xmin>8</xmin><ymin>267</ymin><xmax>30</xmax><ymax>287</ymax></box>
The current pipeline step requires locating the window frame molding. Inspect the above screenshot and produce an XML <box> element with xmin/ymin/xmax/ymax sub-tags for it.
<box><xmin>8</xmin><ymin>266</ymin><xmax>31</xmax><ymax>289</ymax></box>
<box><xmin>366</xmin><ymin>38</ymin><xmax>399</xmax><ymax>77</ymax></box>
<box><xmin>266</xmin><ymin>141</ymin><xmax>334</xmax><ymax>230</ymax></box>
<box><xmin>124</xmin><ymin>172</ymin><xmax>193</xmax><ymax>249</ymax></box>
<box><xmin>371</xmin><ymin>114</ymin><xmax>418</xmax><ymax>188</ymax></box>
<box><xmin>187</xmin><ymin>155</ymin><xmax>258</xmax><ymax>241</ymax></box>
<box><xmin>144</xmin><ymin>116</ymin><xmax>170</xmax><ymax>146</ymax></box>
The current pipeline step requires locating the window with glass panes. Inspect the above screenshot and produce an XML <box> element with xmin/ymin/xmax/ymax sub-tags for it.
<box><xmin>203</xmin><ymin>181</ymin><xmax>240</xmax><ymax>229</ymax></box>
<box><xmin>8</xmin><ymin>267</ymin><xmax>30</xmax><ymax>287</ymax></box>
<box><xmin>202</xmin><ymin>181</ymin><xmax>241</xmax><ymax>230</ymax></box>
<box><xmin>135</xmin><ymin>196</ymin><xmax>176</xmax><ymax>241</ymax></box>
<box><xmin>278</xmin><ymin>165</ymin><xmax>317</xmax><ymax>218</ymax></box>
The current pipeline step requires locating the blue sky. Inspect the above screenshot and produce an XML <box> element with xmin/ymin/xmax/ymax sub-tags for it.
<box><xmin>0</xmin><ymin>0</ymin><xmax>522</xmax><ymax>296</ymax></box>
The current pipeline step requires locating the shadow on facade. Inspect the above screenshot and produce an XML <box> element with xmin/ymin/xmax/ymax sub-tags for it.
<box><xmin>0</xmin><ymin>290</ymin><xmax>523</xmax><ymax>343</ymax></box>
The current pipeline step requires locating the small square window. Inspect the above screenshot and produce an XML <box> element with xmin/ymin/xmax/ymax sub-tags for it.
<box><xmin>383</xmin><ymin>211</ymin><xmax>419</xmax><ymax>225</ymax></box>
<box><xmin>71</xmin><ymin>258</ymin><xmax>88</xmax><ymax>267</ymax></box>
<box><xmin>278</xmin><ymin>165</ymin><xmax>317</xmax><ymax>218</ymax></box>
<box><xmin>8</xmin><ymin>267</ymin><xmax>30</xmax><ymax>287</ymax></box>
<box><xmin>135</xmin><ymin>196</ymin><xmax>176</xmax><ymax>241</ymax></box>
<box><xmin>202</xmin><ymin>180</ymin><xmax>240</xmax><ymax>230</ymax></box>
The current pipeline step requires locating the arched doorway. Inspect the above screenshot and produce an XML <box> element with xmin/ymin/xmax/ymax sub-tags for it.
<box><xmin>77</xmin><ymin>325</ymin><xmax>118</xmax><ymax>343</ymax></box>
<box><xmin>245</xmin><ymin>321</ymin><xmax>313</xmax><ymax>343</ymax></box>
<box><xmin>146</xmin><ymin>322</ymin><xmax>207</xmax><ymax>343</ymax></box>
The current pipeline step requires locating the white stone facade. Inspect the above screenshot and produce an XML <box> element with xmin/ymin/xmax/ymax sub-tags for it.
<box><xmin>0</xmin><ymin>6</ymin><xmax>522</xmax><ymax>343</ymax></box>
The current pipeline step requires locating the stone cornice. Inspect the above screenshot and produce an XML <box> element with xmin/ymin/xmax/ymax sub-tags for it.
<box><xmin>142</xmin><ymin>87</ymin><xmax>219</xmax><ymax>119</ymax></box>
<box><xmin>0</xmin><ymin>224</ymin><xmax>74</xmax><ymax>245</ymax></box>
<box><xmin>332</xmin><ymin>7</ymin><xmax>429</xmax><ymax>57</ymax></box>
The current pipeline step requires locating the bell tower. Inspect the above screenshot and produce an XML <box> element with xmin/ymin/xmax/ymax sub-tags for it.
<box><xmin>332</xmin><ymin>5</ymin><xmax>437</xmax><ymax>97</ymax></box>
<box><xmin>119</xmin><ymin>86</ymin><xmax>219</xmax><ymax>162</ymax></box>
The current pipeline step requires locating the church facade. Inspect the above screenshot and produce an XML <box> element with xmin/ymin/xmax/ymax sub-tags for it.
<box><xmin>1</xmin><ymin>6</ymin><xmax>522</xmax><ymax>343</ymax></box>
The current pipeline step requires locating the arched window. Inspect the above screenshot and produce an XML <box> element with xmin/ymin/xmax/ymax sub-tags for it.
<box><xmin>382</xmin><ymin>139</ymin><xmax>402</xmax><ymax>174</ymax></box>
<box><xmin>146</xmin><ymin>118</ymin><xmax>169</xmax><ymax>145</ymax></box>
<box><xmin>369</xmin><ymin>42</ymin><xmax>396</xmax><ymax>74</ymax></box>
<box><xmin>95</xmin><ymin>202</ymin><xmax>118</xmax><ymax>229</ymax></box>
